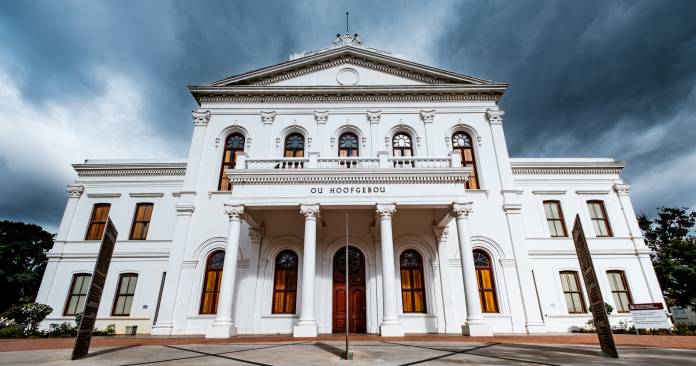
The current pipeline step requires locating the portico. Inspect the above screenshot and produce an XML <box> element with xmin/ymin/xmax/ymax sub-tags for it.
<box><xmin>202</xmin><ymin>155</ymin><xmax>492</xmax><ymax>338</ymax></box>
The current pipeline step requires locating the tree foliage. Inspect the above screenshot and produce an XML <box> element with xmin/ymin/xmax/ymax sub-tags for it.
<box><xmin>638</xmin><ymin>207</ymin><xmax>696</xmax><ymax>310</ymax></box>
<box><xmin>0</xmin><ymin>221</ymin><xmax>54</xmax><ymax>312</ymax></box>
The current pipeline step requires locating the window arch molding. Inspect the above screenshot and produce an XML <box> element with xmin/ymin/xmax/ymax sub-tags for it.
<box><xmin>386</xmin><ymin>124</ymin><xmax>420</xmax><ymax>156</ymax></box>
<box><xmin>331</xmin><ymin>125</ymin><xmax>365</xmax><ymax>153</ymax></box>
<box><xmin>448</xmin><ymin>124</ymin><xmax>482</xmax><ymax>189</ymax></box>
<box><xmin>261</xmin><ymin>235</ymin><xmax>304</xmax><ymax>315</ymax></box>
<box><xmin>217</xmin><ymin>125</ymin><xmax>249</xmax><ymax>148</ymax></box>
<box><xmin>277</xmin><ymin>125</ymin><xmax>310</xmax><ymax>152</ymax></box>
<box><xmin>393</xmin><ymin>236</ymin><xmax>437</xmax><ymax>315</ymax></box>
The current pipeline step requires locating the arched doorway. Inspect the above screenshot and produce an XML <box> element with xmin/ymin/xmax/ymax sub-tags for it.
<box><xmin>332</xmin><ymin>246</ymin><xmax>366</xmax><ymax>333</ymax></box>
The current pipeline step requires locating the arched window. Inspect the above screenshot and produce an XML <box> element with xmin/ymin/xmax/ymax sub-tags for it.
<box><xmin>473</xmin><ymin>249</ymin><xmax>498</xmax><ymax>313</ymax></box>
<box><xmin>452</xmin><ymin>131</ymin><xmax>479</xmax><ymax>189</ymax></box>
<box><xmin>338</xmin><ymin>132</ymin><xmax>359</xmax><ymax>157</ymax></box>
<box><xmin>200</xmin><ymin>250</ymin><xmax>225</xmax><ymax>314</ymax></box>
<box><xmin>284</xmin><ymin>133</ymin><xmax>305</xmax><ymax>157</ymax></box>
<box><xmin>272</xmin><ymin>250</ymin><xmax>299</xmax><ymax>314</ymax></box>
<box><xmin>392</xmin><ymin>132</ymin><xmax>413</xmax><ymax>157</ymax></box>
<box><xmin>400</xmin><ymin>250</ymin><xmax>427</xmax><ymax>313</ymax></box>
<box><xmin>218</xmin><ymin>133</ymin><xmax>245</xmax><ymax>191</ymax></box>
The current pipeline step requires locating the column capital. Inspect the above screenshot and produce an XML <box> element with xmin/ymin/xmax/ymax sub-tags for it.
<box><xmin>614</xmin><ymin>183</ymin><xmax>631</xmax><ymax>196</ymax></box>
<box><xmin>67</xmin><ymin>184</ymin><xmax>84</xmax><ymax>198</ymax></box>
<box><xmin>192</xmin><ymin>110</ymin><xmax>210</xmax><ymax>126</ymax></box>
<box><xmin>261</xmin><ymin>111</ymin><xmax>276</xmax><ymax>125</ymax></box>
<box><xmin>224</xmin><ymin>204</ymin><xmax>245</xmax><ymax>221</ymax></box>
<box><xmin>376</xmin><ymin>203</ymin><xmax>396</xmax><ymax>219</ymax></box>
<box><xmin>367</xmin><ymin>110</ymin><xmax>381</xmax><ymax>125</ymax></box>
<box><xmin>300</xmin><ymin>203</ymin><xmax>320</xmax><ymax>219</ymax></box>
<box><xmin>451</xmin><ymin>202</ymin><xmax>473</xmax><ymax>219</ymax></box>
<box><xmin>420</xmin><ymin>109</ymin><xmax>436</xmax><ymax>124</ymax></box>
<box><xmin>314</xmin><ymin>111</ymin><xmax>329</xmax><ymax>125</ymax></box>
<box><xmin>485</xmin><ymin>109</ymin><xmax>504</xmax><ymax>125</ymax></box>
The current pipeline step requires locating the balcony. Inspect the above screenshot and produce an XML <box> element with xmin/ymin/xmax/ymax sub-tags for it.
<box><xmin>238</xmin><ymin>151</ymin><xmax>461</xmax><ymax>170</ymax></box>
<box><xmin>222</xmin><ymin>152</ymin><xmax>471</xmax><ymax>206</ymax></box>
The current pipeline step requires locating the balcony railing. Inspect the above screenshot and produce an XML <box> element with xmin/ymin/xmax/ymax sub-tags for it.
<box><xmin>239</xmin><ymin>152</ymin><xmax>462</xmax><ymax>170</ymax></box>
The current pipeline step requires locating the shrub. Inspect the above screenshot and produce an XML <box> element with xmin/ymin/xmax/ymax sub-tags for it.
<box><xmin>0</xmin><ymin>303</ymin><xmax>52</xmax><ymax>333</ymax></box>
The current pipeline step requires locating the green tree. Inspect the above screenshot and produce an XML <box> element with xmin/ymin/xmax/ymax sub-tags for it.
<box><xmin>638</xmin><ymin>207</ymin><xmax>696</xmax><ymax>310</ymax></box>
<box><xmin>0</xmin><ymin>221</ymin><xmax>54</xmax><ymax>312</ymax></box>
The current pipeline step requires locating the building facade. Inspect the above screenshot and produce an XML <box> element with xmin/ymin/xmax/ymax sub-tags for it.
<box><xmin>36</xmin><ymin>34</ymin><xmax>665</xmax><ymax>337</ymax></box>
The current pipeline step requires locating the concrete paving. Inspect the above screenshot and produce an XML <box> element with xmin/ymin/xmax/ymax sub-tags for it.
<box><xmin>1</xmin><ymin>341</ymin><xmax>695</xmax><ymax>365</ymax></box>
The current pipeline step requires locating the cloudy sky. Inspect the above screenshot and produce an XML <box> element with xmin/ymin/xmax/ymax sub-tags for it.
<box><xmin>1</xmin><ymin>0</ymin><xmax>695</xmax><ymax>232</ymax></box>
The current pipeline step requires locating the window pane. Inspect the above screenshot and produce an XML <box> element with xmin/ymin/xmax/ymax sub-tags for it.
<box><xmin>413</xmin><ymin>292</ymin><xmax>425</xmax><ymax>312</ymax></box>
<box><xmin>402</xmin><ymin>292</ymin><xmax>412</xmax><ymax>312</ymax></box>
<box><xmin>400</xmin><ymin>270</ymin><xmax>411</xmax><ymax>289</ymax></box>
<box><xmin>412</xmin><ymin>269</ymin><xmax>424</xmax><ymax>288</ymax></box>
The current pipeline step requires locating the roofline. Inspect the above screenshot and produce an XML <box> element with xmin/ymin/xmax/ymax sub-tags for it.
<box><xmin>188</xmin><ymin>84</ymin><xmax>508</xmax><ymax>105</ymax></box>
<box><xmin>198</xmin><ymin>45</ymin><xmax>501</xmax><ymax>87</ymax></box>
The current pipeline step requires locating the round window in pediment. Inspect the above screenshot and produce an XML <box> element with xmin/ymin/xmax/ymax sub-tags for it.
<box><xmin>336</xmin><ymin>68</ymin><xmax>359</xmax><ymax>86</ymax></box>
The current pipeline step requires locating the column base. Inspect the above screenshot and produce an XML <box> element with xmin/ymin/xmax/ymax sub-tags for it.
<box><xmin>205</xmin><ymin>321</ymin><xmax>237</xmax><ymax>338</ymax></box>
<box><xmin>525</xmin><ymin>321</ymin><xmax>547</xmax><ymax>334</ymax></box>
<box><xmin>293</xmin><ymin>322</ymin><xmax>318</xmax><ymax>337</ymax></box>
<box><xmin>462</xmin><ymin>321</ymin><xmax>492</xmax><ymax>337</ymax></box>
<box><xmin>380</xmin><ymin>322</ymin><xmax>404</xmax><ymax>337</ymax></box>
<box><xmin>150</xmin><ymin>323</ymin><xmax>173</xmax><ymax>336</ymax></box>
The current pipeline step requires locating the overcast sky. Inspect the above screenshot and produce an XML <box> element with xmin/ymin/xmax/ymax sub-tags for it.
<box><xmin>1</xmin><ymin>0</ymin><xmax>695</xmax><ymax>232</ymax></box>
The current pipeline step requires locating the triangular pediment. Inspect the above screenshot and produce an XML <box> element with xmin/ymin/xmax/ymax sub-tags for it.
<box><xmin>201</xmin><ymin>46</ymin><xmax>498</xmax><ymax>88</ymax></box>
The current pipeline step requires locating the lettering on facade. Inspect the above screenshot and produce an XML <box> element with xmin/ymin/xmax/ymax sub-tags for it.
<box><xmin>309</xmin><ymin>186</ymin><xmax>386</xmax><ymax>195</ymax></box>
<box><xmin>572</xmin><ymin>215</ymin><xmax>618</xmax><ymax>358</ymax></box>
<box><xmin>71</xmin><ymin>219</ymin><xmax>118</xmax><ymax>360</ymax></box>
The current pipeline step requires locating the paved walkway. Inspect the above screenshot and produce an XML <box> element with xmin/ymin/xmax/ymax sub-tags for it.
<box><xmin>2</xmin><ymin>335</ymin><xmax>696</xmax><ymax>365</ymax></box>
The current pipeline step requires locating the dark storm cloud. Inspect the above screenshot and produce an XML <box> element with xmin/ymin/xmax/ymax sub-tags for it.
<box><xmin>0</xmin><ymin>0</ymin><xmax>694</xmax><ymax>231</ymax></box>
<box><xmin>435</xmin><ymin>0</ymin><xmax>696</xmax><ymax>213</ymax></box>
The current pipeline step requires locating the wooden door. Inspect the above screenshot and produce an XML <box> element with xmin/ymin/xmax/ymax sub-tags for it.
<box><xmin>332</xmin><ymin>246</ymin><xmax>366</xmax><ymax>333</ymax></box>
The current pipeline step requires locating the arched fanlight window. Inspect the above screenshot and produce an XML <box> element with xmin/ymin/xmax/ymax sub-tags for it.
<box><xmin>200</xmin><ymin>250</ymin><xmax>225</xmax><ymax>314</ymax></box>
<box><xmin>338</xmin><ymin>132</ymin><xmax>359</xmax><ymax>157</ymax></box>
<box><xmin>400</xmin><ymin>249</ymin><xmax>427</xmax><ymax>313</ymax></box>
<box><xmin>272</xmin><ymin>250</ymin><xmax>298</xmax><ymax>314</ymax></box>
<box><xmin>473</xmin><ymin>249</ymin><xmax>498</xmax><ymax>313</ymax></box>
<box><xmin>392</xmin><ymin>133</ymin><xmax>413</xmax><ymax>157</ymax></box>
<box><xmin>218</xmin><ymin>133</ymin><xmax>245</xmax><ymax>191</ymax></box>
<box><xmin>452</xmin><ymin>131</ymin><xmax>479</xmax><ymax>189</ymax></box>
<box><xmin>284</xmin><ymin>133</ymin><xmax>305</xmax><ymax>157</ymax></box>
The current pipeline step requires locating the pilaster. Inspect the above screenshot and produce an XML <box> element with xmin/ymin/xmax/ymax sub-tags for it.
<box><xmin>420</xmin><ymin>110</ymin><xmax>435</xmax><ymax>155</ymax></box>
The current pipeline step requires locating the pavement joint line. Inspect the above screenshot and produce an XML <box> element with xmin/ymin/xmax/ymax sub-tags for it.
<box><xmin>216</xmin><ymin>341</ymin><xmax>312</xmax><ymax>355</ymax></box>
<box><xmin>391</xmin><ymin>342</ymin><xmax>500</xmax><ymax>366</ymax></box>
<box><xmin>383</xmin><ymin>341</ymin><xmax>566</xmax><ymax>366</ymax></box>
<box><xmin>162</xmin><ymin>345</ymin><xmax>273</xmax><ymax>366</ymax></box>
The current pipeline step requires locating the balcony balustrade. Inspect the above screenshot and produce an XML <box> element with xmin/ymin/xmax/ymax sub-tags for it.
<box><xmin>237</xmin><ymin>152</ymin><xmax>461</xmax><ymax>170</ymax></box>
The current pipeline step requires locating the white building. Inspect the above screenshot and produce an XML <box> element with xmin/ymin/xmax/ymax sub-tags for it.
<box><xmin>36</xmin><ymin>34</ymin><xmax>665</xmax><ymax>337</ymax></box>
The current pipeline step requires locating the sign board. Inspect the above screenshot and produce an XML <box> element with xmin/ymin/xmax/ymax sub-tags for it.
<box><xmin>629</xmin><ymin>303</ymin><xmax>671</xmax><ymax>329</ymax></box>
<box><xmin>71</xmin><ymin>218</ymin><xmax>118</xmax><ymax>360</ymax></box>
<box><xmin>572</xmin><ymin>215</ymin><xmax>618</xmax><ymax>358</ymax></box>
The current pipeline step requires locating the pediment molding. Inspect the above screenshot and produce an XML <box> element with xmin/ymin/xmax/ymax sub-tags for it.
<box><xmin>201</xmin><ymin>46</ymin><xmax>500</xmax><ymax>88</ymax></box>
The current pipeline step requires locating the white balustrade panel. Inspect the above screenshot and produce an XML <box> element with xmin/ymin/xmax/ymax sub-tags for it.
<box><xmin>388</xmin><ymin>157</ymin><xmax>451</xmax><ymax>168</ymax></box>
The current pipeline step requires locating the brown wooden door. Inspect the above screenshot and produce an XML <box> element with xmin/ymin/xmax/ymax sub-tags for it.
<box><xmin>332</xmin><ymin>246</ymin><xmax>366</xmax><ymax>333</ymax></box>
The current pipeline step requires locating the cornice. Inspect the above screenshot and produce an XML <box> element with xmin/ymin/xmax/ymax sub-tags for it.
<box><xmin>226</xmin><ymin>168</ymin><xmax>471</xmax><ymax>185</ymax></box>
<box><xmin>73</xmin><ymin>163</ymin><xmax>187</xmax><ymax>177</ymax></box>
<box><xmin>190</xmin><ymin>85</ymin><xmax>505</xmax><ymax>105</ymax></box>
<box><xmin>510</xmin><ymin>161</ymin><xmax>624</xmax><ymax>175</ymax></box>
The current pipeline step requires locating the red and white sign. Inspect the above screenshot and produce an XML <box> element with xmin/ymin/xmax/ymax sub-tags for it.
<box><xmin>629</xmin><ymin>303</ymin><xmax>671</xmax><ymax>329</ymax></box>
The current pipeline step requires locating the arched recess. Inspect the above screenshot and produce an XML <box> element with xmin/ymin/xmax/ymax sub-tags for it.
<box><xmin>277</xmin><ymin>125</ymin><xmax>310</xmax><ymax>153</ymax></box>
<box><xmin>387</xmin><ymin>124</ymin><xmax>421</xmax><ymax>156</ymax></box>
<box><xmin>331</xmin><ymin>124</ymin><xmax>365</xmax><ymax>153</ymax></box>
<box><xmin>260</xmin><ymin>235</ymin><xmax>304</xmax><ymax>315</ymax></box>
<box><xmin>394</xmin><ymin>235</ymin><xmax>438</xmax><ymax>315</ymax></box>
<box><xmin>447</xmin><ymin>123</ymin><xmax>482</xmax><ymax>189</ymax></box>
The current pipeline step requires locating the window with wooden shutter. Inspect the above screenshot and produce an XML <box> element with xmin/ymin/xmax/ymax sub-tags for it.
<box><xmin>85</xmin><ymin>203</ymin><xmax>110</xmax><ymax>240</ymax></box>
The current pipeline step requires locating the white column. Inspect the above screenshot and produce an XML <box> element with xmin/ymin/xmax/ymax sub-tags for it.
<box><xmin>206</xmin><ymin>204</ymin><xmax>244</xmax><ymax>338</ymax></box>
<box><xmin>376</xmin><ymin>203</ymin><xmax>404</xmax><ymax>336</ymax></box>
<box><xmin>294</xmin><ymin>204</ymin><xmax>320</xmax><ymax>337</ymax></box>
<box><xmin>452</xmin><ymin>202</ymin><xmax>492</xmax><ymax>336</ymax></box>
